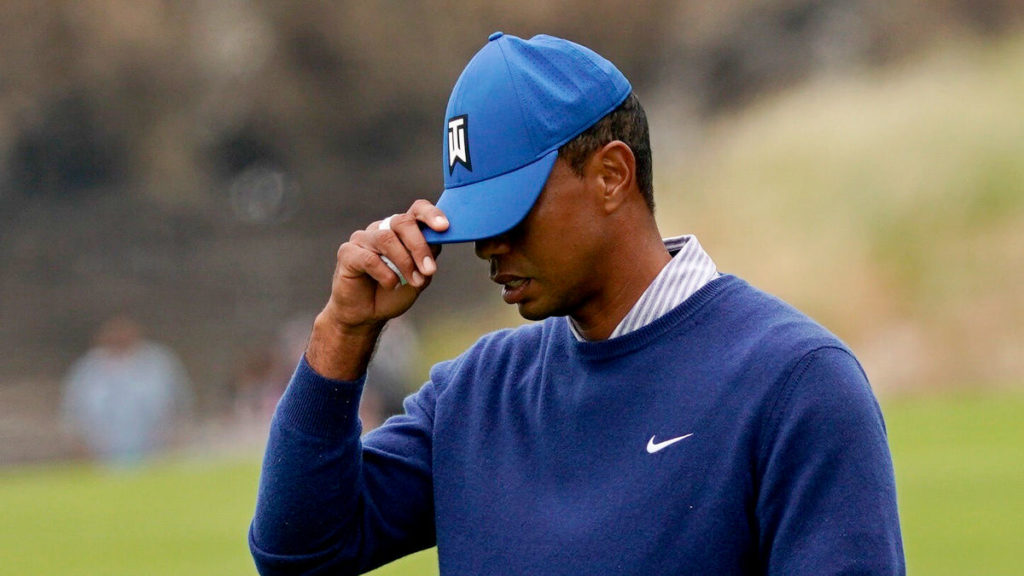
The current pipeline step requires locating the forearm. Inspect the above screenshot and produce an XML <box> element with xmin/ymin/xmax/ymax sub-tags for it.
<box><xmin>250</xmin><ymin>203</ymin><xmax>446</xmax><ymax>574</ymax></box>
<box><xmin>249</xmin><ymin>358</ymin><xmax>366</xmax><ymax>574</ymax></box>
<box><xmin>250</xmin><ymin>357</ymin><xmax>438</xmax><ymax>575</ymax></box>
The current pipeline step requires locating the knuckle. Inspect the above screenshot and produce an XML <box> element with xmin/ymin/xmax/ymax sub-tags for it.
<box><xmin>349</xmin><ymin>229</ymin><xmax>368</xmax><ymax>243</ymax></box>
<box><xmin>356</xmin><ymin>250</ymin><xmax>380</xmax><ymax>270</ymax></box>
<box><xmin>390</xmin><ymin>212</ymin><xmax>414</xmax><ymax>228</ymax></box>
<box><xmin>377</xmin><ymin>228</ymin><xmax>400</xmax><ymax>249</ymax></box>
<box><xmin>337</xmin><ymin>241</ymin><xmax>354</xmax><ymax>260</ymax></box>
<box><xmin>410</xmin><ymin>242</ymin><xmax>431</xmax><ymax>260</ymax></box>
<box><xmin>410</xmin><ymin>199</ymin><xmax>437</xmax><ymax>213</ymax></box>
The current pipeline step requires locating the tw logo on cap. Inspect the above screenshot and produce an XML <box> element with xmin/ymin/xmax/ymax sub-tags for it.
<box><xmin>447</xmin><ymin>115</ymin><xmax>471</xmax><ymax>174</ymax></box>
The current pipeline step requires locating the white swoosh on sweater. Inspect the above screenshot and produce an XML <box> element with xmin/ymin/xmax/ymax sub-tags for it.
<box><xmin>646</xmin><ymin>433</ymin><xmax>694</xmax><ymax>454</ymax></box>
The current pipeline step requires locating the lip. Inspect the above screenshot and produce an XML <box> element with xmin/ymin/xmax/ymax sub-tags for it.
<box><xmin>492</xmin><ymin>273</ymin><xmax>531</xmax><ymax>305</ymax></box>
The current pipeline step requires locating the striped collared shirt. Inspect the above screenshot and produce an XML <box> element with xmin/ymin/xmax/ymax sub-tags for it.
<box><xmin>569</xmin><ymin>234</ymin><xmax>718</xmax><ymax>341</ymax></box>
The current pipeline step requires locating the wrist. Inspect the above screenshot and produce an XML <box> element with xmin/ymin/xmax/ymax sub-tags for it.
<box><xmin>305</xmin><ymin>310</ymin><xmax>384</xmax><ymax>381</ymax></box>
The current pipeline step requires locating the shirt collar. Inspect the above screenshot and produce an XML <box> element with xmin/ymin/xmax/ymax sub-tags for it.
<box><xmin>568</xmin><ymin>234</ymin><xmax>718</xmax><ymax>341</ymax></box>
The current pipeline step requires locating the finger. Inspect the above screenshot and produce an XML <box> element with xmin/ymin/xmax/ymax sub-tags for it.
<box><xmin>387</xmin><ymin>207</ymin><xmax>445</xmax><ymax>277</ymax></box>
<box><xmin>379</xmin><ymin>255</ymin><xmax>408</xmax><ymax>287</ymax></box>
<box><xmin>344</xmin><ymin>232</ymin><xmax>409</xmax><ymax>290</ymax></box>
<box><xmin>373</xmin><ymin>221</ymin><xmax>425</xmax><ymax>287</ymax></box>
<box><xmin>409</xmin><ymin>199</ymin><xmax>450</xmax><ymax>233</ymax></box>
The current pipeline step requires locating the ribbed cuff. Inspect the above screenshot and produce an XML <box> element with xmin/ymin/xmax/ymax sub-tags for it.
<box><xmin>275</xmin><ymin>355</ymin><xmax>366</xmax><ymax>439</ymax></box>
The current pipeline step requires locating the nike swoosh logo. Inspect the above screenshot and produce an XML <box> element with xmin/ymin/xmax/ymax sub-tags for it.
<box><xmin>646</xmin><ymin>433</ymin><xmax>694</xmax><ymax>454</ymax></box>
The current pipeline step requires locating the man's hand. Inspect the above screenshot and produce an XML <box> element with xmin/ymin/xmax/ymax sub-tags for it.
<box><xmin>306</xmin><ymin>200</ymin><xmax>448</xmax><ymax>380</ymax></box>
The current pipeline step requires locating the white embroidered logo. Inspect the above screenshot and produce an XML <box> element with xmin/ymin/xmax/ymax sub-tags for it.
<box><xmin>447</xmin><ymin>115</ymin><xmax>471</xmax><ymax>174</ymax></box>
<box><xmin>646</xmin><ymin>433</ymin><xmax>694</xmax><ymax>454</ymax></box>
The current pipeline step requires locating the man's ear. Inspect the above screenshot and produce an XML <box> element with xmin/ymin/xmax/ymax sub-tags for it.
<box><xmin>587</xmin><ymin>141</ymin><xmax>636</xmax><ymax>213</ymax></box>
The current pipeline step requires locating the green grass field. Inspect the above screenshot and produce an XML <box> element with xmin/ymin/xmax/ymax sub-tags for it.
<box><xmin>0</xmin><ymin>391</ymin><xmax>1020</xmax><ymax>575</ymax></box>
<box><xmin>884</xmin><ymin>391</ymin><xmax>1024</xmax><ymax>575</ymax></box>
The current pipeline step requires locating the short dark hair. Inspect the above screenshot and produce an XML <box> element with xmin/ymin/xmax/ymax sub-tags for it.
<box><xmin>558</xmin><ymin>92</ymin><xmax>654</xmax><ymax>211</ymax></box>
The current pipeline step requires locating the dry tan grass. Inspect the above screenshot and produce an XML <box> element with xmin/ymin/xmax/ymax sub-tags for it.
<box><xmin>655</xmin><ymin>32</ymin><xmax>1024</xmax><ymax>391</ymax></box>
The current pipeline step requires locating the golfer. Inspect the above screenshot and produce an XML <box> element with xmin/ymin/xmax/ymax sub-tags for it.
<box><xmin>250</xmin><ymin>32</ymin><xmax>905</xmax><ymax>575</ymax></box>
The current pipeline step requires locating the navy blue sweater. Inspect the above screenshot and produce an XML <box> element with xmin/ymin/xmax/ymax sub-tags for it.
<box><xmin>250</xmin><ymin>275</ymin><xmax>905</xmax><ymax>574</ymax></box>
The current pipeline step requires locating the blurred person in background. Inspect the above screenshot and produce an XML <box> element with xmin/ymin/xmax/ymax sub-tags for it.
<box><xmin>61</xmin><ymin>314</ymin><xmax>193</xmax><ymax>466</ymax></box>
<box><xmin>250</xmin><ymin>33</ymin><xmax>904</xmax><ymax>575</ymax></box>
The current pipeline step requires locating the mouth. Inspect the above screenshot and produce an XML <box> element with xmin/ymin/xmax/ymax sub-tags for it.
<box><xmin>492</xmin><ymin>273</ymin><xmax>531</xmax><ymax>305</ymax></box>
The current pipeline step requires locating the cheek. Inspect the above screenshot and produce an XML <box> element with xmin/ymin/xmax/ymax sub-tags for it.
<box><xmin>538</xmin><ymin>238</ymin><xmax>599</xmax><ymax>294</ymax></box>
<box><xmin>518</xmin><ymin>175</ymin><xmax>602</xmax><ymax>283</ymax></box>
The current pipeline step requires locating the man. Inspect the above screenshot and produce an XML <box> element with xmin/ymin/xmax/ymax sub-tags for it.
<box><xmin>250</xmin><ymin>33</ymin><xmax>904</xmax><ymax>575</ymax></box>
<box><xmin>62</xmin><ymin>315</ymin><xmax>192</xmax><ymax>466</ymax></box>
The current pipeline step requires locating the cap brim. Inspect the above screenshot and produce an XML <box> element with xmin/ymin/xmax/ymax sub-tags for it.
<box><xmin>422</xmin><ymin>150</ymin><xmax>558</xmax><ymax>244</ymax></box>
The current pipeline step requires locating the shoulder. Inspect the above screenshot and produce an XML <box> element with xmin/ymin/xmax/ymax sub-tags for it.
<box><xmin>719</xmin><ymin>276</ymin><xmax>848</xmax><ymax>348</ymax></box>
<box><xmin>136</xmin><ymin>341</ymin><xmax>182</xmax><ymax>362</ymax></box>
<box><xmin>682</xmin><ymin>277</ymin><xmax>871</xmax><ymax>426</ymax></box>
<box><xmin>764</xmin><ymin>345</ymin><xmax>878</xmax><ymax>437</ymax></box>
<box><xmin>63</xmin><ymin>350</ymin><xmax>107</xmax><ymax>388</ymax></box>
<box><xmin>684</xmin><ymin>276</ymin><xmax>851</xmax><ymax>371</ymax></box>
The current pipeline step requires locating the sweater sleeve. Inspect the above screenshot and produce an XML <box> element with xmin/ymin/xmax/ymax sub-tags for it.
<box><xmin>249</xmin><ymin>356</ymin><xmax>437</xmax><ymax>576</ymax></box>
<box><xmin>757</xmin><ymin>346</ymin><xmax>905</xmax><ymax>575</ymax></box>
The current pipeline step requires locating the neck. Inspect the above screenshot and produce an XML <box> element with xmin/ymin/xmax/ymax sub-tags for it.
<box><xmin>571</xmin><ymin>227</ymin><xmax>670</xmax><ymax>341</ymax></box>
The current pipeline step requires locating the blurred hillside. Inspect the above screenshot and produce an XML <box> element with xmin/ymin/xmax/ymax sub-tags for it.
<box><xmin>655</xmin><ymin>31</ymin><xmax>1024</xmax><ymax>393</ymax></box>
<box><xmin>1</xmin><ymin>1</ymin><xmax>1022</xmax><ymax>461</ymax></box>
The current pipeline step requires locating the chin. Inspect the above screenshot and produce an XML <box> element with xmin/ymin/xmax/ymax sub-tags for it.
<box><xmin>516</xmin><ymin>299</ymin><xmax>574</xmax><ymax>323</ymax></box>
<box><xmin>515</xmin><ymin>302</ymin><xmax>553</xmax><ymax>322</ymax></box>
<box><xmin>516</xmin><ymin>307</ymin><xmax>546</xmax><ymax>322</ymax></box>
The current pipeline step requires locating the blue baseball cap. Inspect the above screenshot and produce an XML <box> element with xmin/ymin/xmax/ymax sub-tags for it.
<box><xmin>422</xmin><ymin>32</ymin><xmax>632</xmax><ymax>244</ymax></box>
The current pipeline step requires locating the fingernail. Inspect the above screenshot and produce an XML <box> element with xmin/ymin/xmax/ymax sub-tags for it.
<box><xmin>412</xmin><ymin>271</ymin><xmax>425</xmax><ymax>286</ymax></box>
<box><xmin>435</xmin><ymin>216</ymin><xmax>448</xmax><ymax>227</ymax></box>
<box><xmin>422</xmin><ymin>256</ymin><xmax>436</xmax><ymax>274</ymax></box>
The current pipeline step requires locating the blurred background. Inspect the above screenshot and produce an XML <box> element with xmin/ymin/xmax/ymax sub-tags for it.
<box><xmin>0</xmin><ymin>1</ymin><xmax>1021</xmax><ymax>574</ymax></box>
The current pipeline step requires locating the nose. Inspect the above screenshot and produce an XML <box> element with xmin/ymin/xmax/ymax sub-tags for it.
<box><xmin>474</xmin><ymin>233</ymin><xmax>510</xmax><ymax>260</ymax></box>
